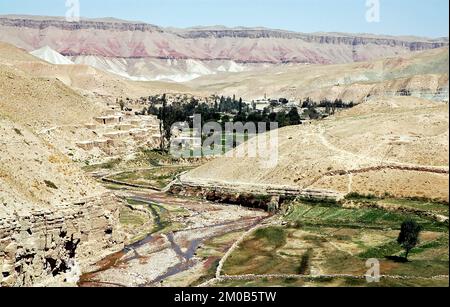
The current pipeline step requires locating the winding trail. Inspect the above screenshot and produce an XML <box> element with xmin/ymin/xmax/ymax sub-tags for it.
<box><xmin>317</xmin><ymin>127</ymin><xmax>449</xmax><ymax>172</ymax></box>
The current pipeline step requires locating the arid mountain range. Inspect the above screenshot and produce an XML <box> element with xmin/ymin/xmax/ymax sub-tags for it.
<box><xmin>0</xmin><ymin>15</ymin><xmax>448</xmax><ymax>82</ymax></box>
<box><xmin>187</xmin><ymin>47</ymin><xmax>449</xmax><ymax>102</ymax></box>
<box><xmin>0</xmin><ymin>14</ymin><xmax>448</xmax><ymax>287</ymax></box>
<box><xmin>184</xmin><ymin>96</ymin><xmax>449</xmax><ymax>202</ymax></box>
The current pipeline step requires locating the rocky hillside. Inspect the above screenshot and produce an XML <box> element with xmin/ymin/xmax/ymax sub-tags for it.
<box><xmin>0</xmin><ymin>117</ymin><xmax>126</xmax><ymax>287</ymax></box>
<box><xmin>0</xmin><ymin>45</ymin><xmax>127</xmax><ymax>287</ymax></box>
<box><xmin>0</xmin><ymin>15</ymin><xmax>447</xmax><ymax>81</ymax></box>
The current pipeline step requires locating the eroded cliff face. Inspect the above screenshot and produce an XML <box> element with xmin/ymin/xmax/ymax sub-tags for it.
<box><xmin>0</xmin><ymin>16</ymin><xmax>163</xmax><ymax>32</ymax></box>
<box><xmin>176</xmin><ymin>28</ymin><xmax>448</xmax><ymax>51</ymax></box>
<box><xmin>0</xmin><ymin>194</ymin><xmax>124</xmax><ymax>287</ymax></box>
<box><xmin>0</xmin><ymin>116</ymin><xmax>125</xmax><ymax>287</ymax></box>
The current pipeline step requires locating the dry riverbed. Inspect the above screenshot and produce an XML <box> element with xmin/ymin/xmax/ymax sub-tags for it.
<box><xmin>79</xmin><ymin>191</ymin><xmax>268</xmax><ymax>287</ymax></box>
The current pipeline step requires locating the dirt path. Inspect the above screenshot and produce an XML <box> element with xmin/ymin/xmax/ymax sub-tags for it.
<box><xmin>317</xmin><ymin>127</ymin><xmax>449</xmax><ymax>171</ymax></box>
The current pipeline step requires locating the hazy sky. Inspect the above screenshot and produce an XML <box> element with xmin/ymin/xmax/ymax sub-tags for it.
<box><xmin>0</xmin><ymin>0</ymin><xmax>448</xmax><ymax>38</ymax></box>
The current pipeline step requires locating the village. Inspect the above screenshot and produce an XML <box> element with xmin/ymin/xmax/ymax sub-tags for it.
<box><xmin>67</xmin><ymin>93</ymin><xmax>356</xmax><ymax>161</ymax></box>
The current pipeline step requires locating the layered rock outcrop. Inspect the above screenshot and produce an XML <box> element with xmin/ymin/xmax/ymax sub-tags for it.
<box><xmin>176</xmin><ymin>28</ymin><xmax>448</xmax><ymax>51</ymax></box>
<box><xmin>0</xmin><ymin>64</ymin><xmax>126</xmax><ymax>286</ymax></box>
<box><xmin>0</xmin><ymin>15</ymin><xmax>447</xmax><ymax>63</ymax></box>
<box><xmin>0</xmin><ymin>194</ymin><xmax>124</xmax><ymax>287</ymax></box>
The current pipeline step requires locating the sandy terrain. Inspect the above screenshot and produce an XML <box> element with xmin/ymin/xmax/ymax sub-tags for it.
<box><xmin>0</xmin><ymin>42</ymin><xmax>200</xmax><ymax>101</ymax></box>
<box><xmin>185</xmin><ymin>97</ymin><xmax>449</xmax><ymax>201</ymax></box>
<box><xmin>187</xmin><ymin>47</ymin><xmax>449</xmax><ymax>102</ymax></box>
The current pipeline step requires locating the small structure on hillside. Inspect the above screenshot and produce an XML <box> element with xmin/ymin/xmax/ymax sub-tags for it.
<box><xmin>94</xmin><ymin>115</ymin><xmax>124</xmax><ymax>125</ymax></box>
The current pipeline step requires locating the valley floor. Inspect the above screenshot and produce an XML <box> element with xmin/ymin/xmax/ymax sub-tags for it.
<box><xmin>78</xmin><ymin>165</ymin><xmax>449</xmax><ymax>288</ymax></box>
<box><xmin>79</xmin><ymin>190</ymin><xmax>268</xmax><ymax>287</ymax></box>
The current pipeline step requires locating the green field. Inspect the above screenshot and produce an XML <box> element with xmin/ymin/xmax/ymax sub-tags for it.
<box><xmin>345</xmin><ymin>194</ymin><xmax>449</xmax><ymax>217</ymax></box>
<box><xmin>212</xmin><ymin>276</ymin><xmax>449</xmax><ymax>287</ymax></box>
<box><xmin>378</xmin><ymin>198</ymin><xmax>449</xmax><ymax>217</ymax></box>
<box><xmin>285</xmin><ymin>201</ymin><xmax>448</xmax><ymax>231</ymax></box>
<box><xmin>220</xmin><ymin>201</ymin><xmax>449</xmax><ymax>287</ymax></box>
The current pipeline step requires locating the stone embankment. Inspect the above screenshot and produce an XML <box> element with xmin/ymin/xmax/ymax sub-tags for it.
<box><xmin>169</xmin><ymin>176</ymin><xmax>344</xmax><ymax>211</ymax></box>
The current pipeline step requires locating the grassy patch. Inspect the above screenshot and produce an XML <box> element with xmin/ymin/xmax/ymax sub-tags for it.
<box><xmin>359</xmin><ymin>241</ymin><xmax>402</xmax><ymax>259</ymax></box>
<box><xmin>222</xmin><ymin>223</ymin><xmax>448</xmax><ymax>283</ymax></box>
<box><xmin>345</xmin><ymin>192</ymin><xmax>378</xmax><ymax>201</ymax></box>
<box><xmin>190</xmin><ymin>259</ymin><xmax>220</xmax><ymax>287</ymax></box>
<box><xmin>119</xmin><ymin>206</ymin><xmax>147</xmax><ymax>226</ymax></box>
<box><xmin>346</xmin><ymin>194</ymin><xmax>449</xmax><ymax>217</ymax></box>
<box><xmin>357</xmin><ymin>234</ymin><xmax>449</xmax><ymax>277</ymax></box>
<box><xmin>126</xmin><ymin>198</ymin><xmax>184</xmax><ymax>235</ymax></box>
<box><xmin>254</xmin><ymin>227</ymin><xmax>287</xmax><ymax>248</ymax></box>
<box><xmin>380</xmin><ymin>198</ymin><xmax>449</xmax><ymax>217</ymax></box>
<box><xmin>135</xmin><ymin>148</ymin><xmax>179</xmax><ymax>166</ymax></box>
<box><xmin>213</xmin><ymin>276</ymin><xmax>449</xmax><ymax>287</ymax></box>
<box><xmin>110</xmin><ymin>166</ymin><xmax>194</xmax><ymax>189</ymax></box>
<box><xmin>285</xmin><ymin>202</ymin><xmax>448</xmax><ymax>232</ymax></box>
<box><xmin>223</xmin><ymin>227</ymin><xmax>302</xmax><ymax>276</ymax></box>
<box><xmin>388</xmin><ymin>260</ymin><xmax>449</xmax><ymax>278</ymax></box>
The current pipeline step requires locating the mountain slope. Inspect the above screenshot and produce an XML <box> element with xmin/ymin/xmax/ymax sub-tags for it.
<box><xmin>0</xmin><ymin>45</ymin><xmax>128</xmax><ymax>286</ymax></box>
<box><xmin>30</xmin><ymin>46</ymin><xmax>74</xmax><ymax>65</ymax></box>
<box><xmin>0</xmin><ymin>62</ymin><xmax>99</xmax><ymax>129</ymax></box>
<box><xmin>0</xmin><ymin>15</ymin><xmax>447</xmax><ymax>82</ymax></box>
<box><xmin>0</xmin><ymin>42</ymin><xmax>198</xmax><ymax>100</ymax></box>
<box><xmin>183</xmin><ymin>96</ymin><xmax>449</xmax><ymax>201</ymax></box>
<box><xmin>187</xmin><ymin>47</ymin><xmax>449</xmax><ymax>102</ymax></box>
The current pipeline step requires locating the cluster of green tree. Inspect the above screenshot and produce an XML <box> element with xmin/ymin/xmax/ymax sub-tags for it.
<box><xmin>148</xmin><ymin>94</ymin><xmax>356</xmax><ymax>149</ymax></box>
<box><xmin>150</xmin><ymin>95</ymin><xmax>304</xmax><ymax>149</ymax></box>
<box><xmin>301</xmin><ymin>97</ymin><xmax>354</xmax><ymax>112</ymax></box>
<box><xmin>397</xmin><ymin>89</ymin><xmax>412</xmax><ymax>96</ymax></box>
<box><xmin>241</xmin><ymin>107</ymin><xmax>302</xmax><ymax>128</ymax></box>
<box><xmin>215</xmin><ymin>95</ymin><xmax>248</xmax><ymax>114</ymax></box>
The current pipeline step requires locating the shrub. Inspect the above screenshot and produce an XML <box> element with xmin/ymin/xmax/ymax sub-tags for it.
<box><xmin>44</xmin><ymin>180</ymin><xmax>58</xmax><ymax>190</ymax></box>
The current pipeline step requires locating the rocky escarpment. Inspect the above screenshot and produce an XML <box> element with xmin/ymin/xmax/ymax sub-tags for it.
<box><xmin>0</xmin><ymin>87</ymin><xmax>126</xmax><ymax>286</ymax></box>
<box><xmin>176</xmin><ymin>28</ymin><xmax>448</xmax><ymax>51</ymax></box>
<box><xmin>0</xmin><ymin>193</ymin><xmax>125</xmax><ymax>287</ymax></box>
<box><xmin>0</xmin><ymin>15</ymin><xmax>447</xmax><ymax>64</ymax></box>
<box><xmin>169</xmin><ymin>176</ymin><xmax>344</xmax><ymax>211</ymax></box>
<box><xmin>0</xmin><ymin>16</ymin><xmax>163</xmax><ymax>32</ymax></box>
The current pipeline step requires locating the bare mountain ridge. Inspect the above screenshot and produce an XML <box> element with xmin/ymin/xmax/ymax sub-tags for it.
<box><xmin>0</xmin><ymin>15</ymin><xmax>163</xmax><ymax>32</ymax></box>
<box><xmin>174</xmin><ymin>28</ymin><xmax>447</xmax><ymax>49</ymax></box>
<box><xmin>0</xmin><ymin>15</ymin><xmax>447</xmax><ymax>63</ymax></box>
